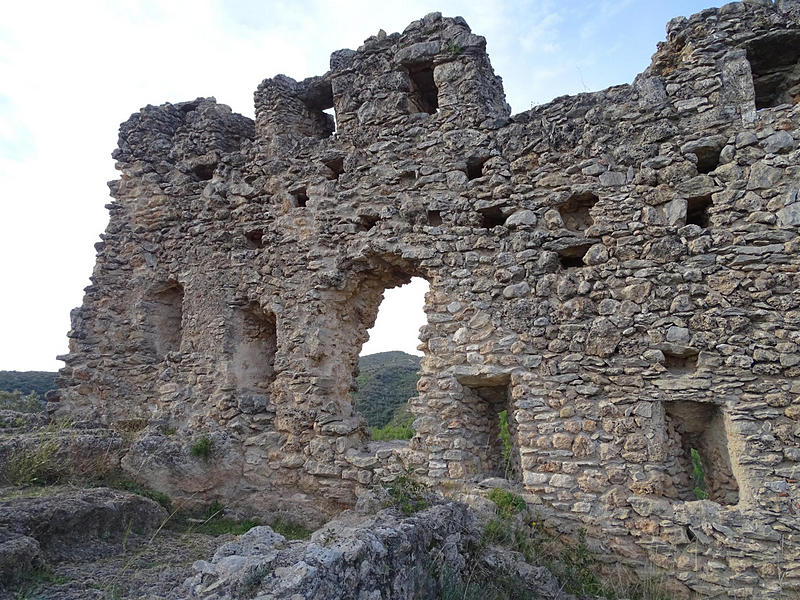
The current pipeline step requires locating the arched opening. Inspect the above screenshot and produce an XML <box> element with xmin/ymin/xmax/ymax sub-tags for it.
<box><xmin>354</xmin><ymin>277</ymin><xmax>429</xmax><ymax>441</ymax></box>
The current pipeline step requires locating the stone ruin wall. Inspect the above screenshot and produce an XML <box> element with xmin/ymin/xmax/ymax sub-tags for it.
<box><xmin>53</xmin><ymin>2</ymin><xmax>800</xmax><ymax>597</ymax></box>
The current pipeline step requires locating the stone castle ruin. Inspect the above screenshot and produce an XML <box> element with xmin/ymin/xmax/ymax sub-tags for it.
<box><xmin>52</xmin><ymin>2</ymin><xmax>800</xmax><ymax>597</ymax></box>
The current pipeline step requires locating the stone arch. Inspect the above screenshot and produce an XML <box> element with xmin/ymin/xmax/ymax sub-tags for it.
<box><xmin>320</xmin><ymin>253</ymin><xmax>431</xmax><ymax>431</ymax></box>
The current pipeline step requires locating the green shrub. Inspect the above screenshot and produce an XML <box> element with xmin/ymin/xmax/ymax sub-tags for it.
<box><xmin>497</xmin><ymin>410</ymin><xmax>516</xmax><ymax>478</ymax></box>
<box><xmin>371</xmin><ymin>402</ymin><xmax>415</xmax><ymax>441</ymax></box>
<box><xmin>371</xmin><ymin>422</ymin><xmax>414</xmax><ymax>441</ymax></box>
<box><xmin>487</xmin><ymin>488</ymin><xmax>526</xmax><ymax>519</ymax></box>
<box><xmin>383</xmin><ymin>471</ymin><xmax>429</xmax><ymax>515</ymax></box>
<box><xmin>190</xmin><ymin>436</ymin><xmax>214</xmax><ymax>460</ymax></box>
<box><xmin>0</xmin><ymin>390</ymin><xmax>43</xmax><ymax>413</ymax></box>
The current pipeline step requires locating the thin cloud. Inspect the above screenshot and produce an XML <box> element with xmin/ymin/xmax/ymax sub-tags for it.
<box><xmin>0</xmin><ymin>1</ymin><xmax>715</xmax><ymax>370</ymax></box>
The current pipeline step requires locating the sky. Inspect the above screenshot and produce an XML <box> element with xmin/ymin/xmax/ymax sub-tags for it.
<box><xmin>0</xmin><ymin>0</ymin><xmax>718</xmax><ymax>370</ymax></box>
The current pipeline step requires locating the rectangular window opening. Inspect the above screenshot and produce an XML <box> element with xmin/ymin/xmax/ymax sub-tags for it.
<box><xmin>300</xmin><ymin>79</ymin><xmax>336</xmax><ymax>138</ymax></box>
<box><xmin>460</xmin><ymin>375</ymin><xmax>520</xmax><ymax>481</ymax></box>
<box><xmin>292</xmin><ymin>188</ymin><xmax>308</xmax><ymax>208</ymax></box>
<box><xmin>693</xmin><ymin>146</ymin><xmax>722</xmax><ymax>174</ymax></box>
<box><xmin>663</xmin><ymin>401</ymin><xmax>739</xmax><ymax>506</ymax></box>
<box><xmin>322</xmin><ymin>156</ymin><xmax>345</xmax><ymax>180</ymax></box>
<box><xmin>358</xmin><ymin>213</ymin><xmax>380</xmax><ymax>231</ymax></box>
<box><xmin>466</xmin><ymin>157</ymin><xmax>488</xmax><ymax>180</ymax></box>
<box><xmin>686</xmin><ymin>195</ymin><xmax>712</xmax><ymax>228</ymax></box>
<box><xmin>746</xmin><ymin>31</ymin><xmax>800</xmax><ymax>109</ymax></box>
<box><xmin>408</xmin><ymin>63</ymin><xmax>439</xmax><ymax>115</ymax></box>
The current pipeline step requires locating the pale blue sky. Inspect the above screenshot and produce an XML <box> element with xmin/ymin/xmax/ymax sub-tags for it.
<box><xmin>0</xmin><ymin>0</ymin><xmax>716</xmax><ymax>369</ymax></box>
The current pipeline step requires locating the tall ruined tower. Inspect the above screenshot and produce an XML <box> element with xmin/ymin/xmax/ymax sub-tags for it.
<box><xmin>55</xmin><ymin>4</ymin><xmax>800</xmax><ymax>597</ymax></box>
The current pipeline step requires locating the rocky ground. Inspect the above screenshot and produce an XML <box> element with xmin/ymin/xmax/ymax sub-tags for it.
<box><xmin>6</xmin><ymin>525</ymin><xmax>228</xmax><ymax>600</ymax></box>
<box><xmin>0</xmin><ymin>411</ymin><xmax>659</xmax><ymax>599</ymax></box>
<box><xmin>0</xmin><ymin>484</ymin><xmax>235</xmax><ymax>600</ymax></box>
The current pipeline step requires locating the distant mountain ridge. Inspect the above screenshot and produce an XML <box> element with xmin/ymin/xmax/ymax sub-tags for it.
<box><xmin>353</xmin><ymin>351</ymin><xmax>420</xmax><ymax>428</ymax></box>
<box><xmin>0</xmin><ymin>371</ymin><xmax>57</xmax><ymax>397</ymax></box>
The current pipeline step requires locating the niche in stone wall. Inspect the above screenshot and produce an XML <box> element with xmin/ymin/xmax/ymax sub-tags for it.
<box><xmin>458</xmin><ymin>375</ymin><xmax>521</xmax><ymax>481</ymax></box>
<box><xmin>406</xmin><ymin>62</ymin><xmax>439</xmax><ymax>115</ymax></box>
<box><xmin>244</xmin><ymin>229</ymin><xmax>264</xmax><ymax>249</ymax></box>
<box><xmin>466</xmin><ymin>157</ymin><xmax>489</xmax><ymax>180</ymax></box>
<box><xmin>231</xmin><ymin>302</ymin><xmax>277</xmax><ymax>397</ymax></box>
<box><xmin>479</xmin><ymin>206</ymin><xmax>507</xmax><ymax>229</ymax></box>
<box><xmin>685</xmin><ymin>195</ymin><xmax>712</xmax><ymax>228</ymax></box>
<box><xmin>144</xmin><ymin>282</ymin><xmax>184</xmax><ymax>359</ymax></box>
<box><xmin>559</xmin><ymin>192</ymin><xmax>598</xmax><ymax>232</ymax></box>
<box><xmin>299</xmin><ymin>79</ymin><xmax>336</xmax><ymax>138</ymax></box>
<box><xmin>745</xmin><ymin>30</ymin><xmax>800</xmax><ymax>109</ymax></box>
<box><xmin>663</xmin><ymin>350</ymin><xmax>698</xmax><ymax>375</ymax></box>
<box><xmin>291</xmin><ymin>187</ymin><xmax>309</xmax><ymax>208</ymax></box>
<box><xmin>663</xmin><ymin>401</ymin><xmax>739</xmax><ymax>505</ymax></box>
<box><xmin>557</xmin><ymin>244</ymin><xmax>592</xmax><ymax>269</ymax></box>
<box><xmin>427</xmin><ymin>210</ymin><xmax>443</xmax><ymax>226</ymax></box>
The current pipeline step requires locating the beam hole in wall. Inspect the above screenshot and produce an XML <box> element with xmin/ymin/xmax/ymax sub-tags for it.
<box><xmin>479</xmin><ymin>206</ymin><xmax>506</xmax><ymax>229</ymax></box>
<box><xmin>427</xmin><ymin>210</ymin><xmax>443</xmax><ymax>227</ymax></box>
<box><xmin>557</xmin><ymin>244</ymin><xmax>592</xmax><ymax>269</ymax></box>
<box><xmin>745</xmin><ymin>30</ymin><xmax>800</xmax><ymax>109</ymax></box>
<box><xmin>192</xmin><ymin>163</ymin><xmax>216</xmax><ymax>181</ymax></box>
<box><xmin>458</xmin><ymin>375</ymin><xmax>520</xmax><ymax>481</ymax></box>
<box><xmin>323</xmin><ymin>156</ymin><xmax>345</xmax><ymax>180</ymax></box>
<box><xmin>559</xmin><ymin>192</ymin><xmax>598</xmax><ymax>232</ymax></box>
<box><xmin>686</xmin><ymin>195</ymin><xmax>712</xmax><ymax>227</ymax></box>
<box><xmin>663</xmin><ymin>401</ymin><xmax>739</xmax><ymax>505</ymax></box>
<box><xmin>292</xmin><ymin>188</ymin><xmax>308</xmax><ymax>208</ymax></box>
<box><xmin>693</xmin><ymin>146</ymin><xmax>722</xmax><ymax>174</ymax></box>
<box><xmin>145</xmin><ymin>282</ymin><xmax>184</xmax><ymax>359</ymax></box>
<box><xmin>358</xmin><ymin>214</ymin><xmax>380</xmax><ymax>231</ymax></box>
<box><xmin>466</xmin><ymin>157</ymin><xmax>488</xmax><ymax>180</ymax></box>
<box><xmin>231</xmin><ymin>302</ymin><xmax>277</xmax><ymax>398</ymax></box>
<box><xmin>663</xmin><ymin>350</ymin><xmax>698</xmax><ymax>375</ymax></box>
<box><xmin>244</xmin><ymin>229</ymin><xmax>264</xmax><ymax>249</ymax></box>
<box><xmin>407</xmin><ymin>63</ymin><xmax>439</xmax><ymax>115</ymax></box>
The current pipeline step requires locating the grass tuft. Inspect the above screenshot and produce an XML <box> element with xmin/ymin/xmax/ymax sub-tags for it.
<box><xmin>2</xmin><ymin>440</ymin><xmax>62</xmax><ymax>486</ymax></box>
<box><xmin>487</xmin><ymin>488</ymin><xmax>526</xmax><ymax>519</ymax></box>
<box><xmin>190</xmin><ymin>436</ymin><xmax>214</xmax><ymax>460</ymax></box>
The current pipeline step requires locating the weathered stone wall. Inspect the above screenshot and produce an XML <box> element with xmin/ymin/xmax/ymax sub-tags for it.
<box><xmin>55</xmin><ymin>3</ymin><xmax>800</xmax><ymax>597</ymax></box>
